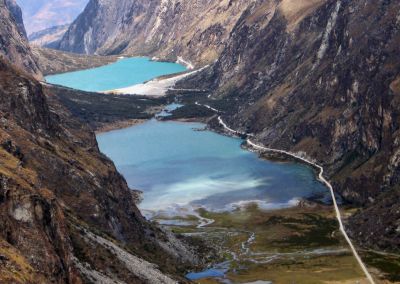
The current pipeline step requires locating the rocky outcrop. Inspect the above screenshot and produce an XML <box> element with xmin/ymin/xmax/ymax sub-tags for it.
<box><xmin>5</xmin><ymin>0</ymin><xmax>26</xmax><ymax>38</ymax></box>
<box><xmin>57</xmin><ymin>0</ymin><xmax>259</xmax><ymax>65</ymax></box>
<box><xmin>0</xmin><ymin>0</ymin><xmax>42</xmax><ymax>79</ymax></box>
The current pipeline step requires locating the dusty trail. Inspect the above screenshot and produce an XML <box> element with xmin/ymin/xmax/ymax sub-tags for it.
<box><xmin>216</xmin><ymin>115</ymin><xmax>375</xmax><ymax>284</ymax></box>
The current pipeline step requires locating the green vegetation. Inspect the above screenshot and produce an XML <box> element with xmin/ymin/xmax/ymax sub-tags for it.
<box><xmin>46</xmin><ymin>85</ymin><xmax>173</xmax><ymax>129</ymax></box>
<box><xmin>163</xmin><ymin>205</ymin><xmax>369</xmax><ymax>283</ymax></box>
<box><xmin>163</xmin><ymin>104</ymin><xmax>216</xmax><ymax>120</ymax></box>
<box><xmin>362</xmin><ymin>251</ymin><xmax>400</xmax><ymax>282</ymax></box>
<box><xmin>274</xmin><ymin>213</ymin><xmax>340</xmax><ymax>248</ymax></box>
<box><xmin>225</xmin><ymin>254</ymin><xmax>367</xmax><ymax>284</ymax></box>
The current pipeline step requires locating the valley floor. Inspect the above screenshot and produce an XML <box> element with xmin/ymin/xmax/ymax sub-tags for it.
<box><xmin>161</xmin><ymin>205</ymin><xmax>369</xmax><ymax>284</ymax></box>
<box><xmin>150</xmin><ymin>103</ymin><xmax>400</xmax><ymax>284</ymax></box>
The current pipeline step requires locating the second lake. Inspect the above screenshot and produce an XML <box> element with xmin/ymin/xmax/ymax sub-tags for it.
<box><xmin>96</xmin><ymin>119</ymin><xmax>329</xmax><ymax>217</ymax></box>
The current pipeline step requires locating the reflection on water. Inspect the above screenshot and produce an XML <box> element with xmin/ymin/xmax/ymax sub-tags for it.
<box><xmin>96</xmin><ymin>119</ymin><xmax>328</xmax><ymax>214</ymax></box>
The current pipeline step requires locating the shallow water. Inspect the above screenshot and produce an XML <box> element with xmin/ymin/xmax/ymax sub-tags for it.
<box><xmin>156</xmin><ymin>103</ymin><xmax>183</xmax><ymax>117</ymax></box>
<box><xmin>45</xmin><ymin>57</ymin><xmax>186</xmax><ymax>92</ymax></box>
<box><xmin>96</xmin><ymin>119</ymin><xmax>328</xmax><ymax>214</ymax></box>
<box><xmin>186</xmin><ymin>262</ymin><xmax>229</xmax><ymax>281</ymax></box>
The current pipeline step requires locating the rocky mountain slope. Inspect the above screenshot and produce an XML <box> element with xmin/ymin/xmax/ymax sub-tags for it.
<box><xmin>57</xmin><ymin>0</ymin><xmax>260</xmax><ymax>65</ymax></box>
<box><xmin>0</xmin><ymin>0</ymin><xmax>42</xmax><ymax>79</ymax></box>
<box><xmin>32</xmin><ymin>47</ymin><xmax>117</xmax><ymax>75</ymax></box>
<box><xmin>181</xmin><ymin>0</ymin><xmax>400</xmax><ymax>252</ymax></box>
<box><xmin>29</xmin><ymin>24</ymin><xmax>69</xmax><ymax>48</ymax></box>
<box><xmin>0</xmin><ymin>2</ymin><xmax>198</xmax><ymax>283</ymax></box>
<box><xmin>5</xmin><ymin>0</ymin><xmax>26</xmax><ymax>37</ymax></box>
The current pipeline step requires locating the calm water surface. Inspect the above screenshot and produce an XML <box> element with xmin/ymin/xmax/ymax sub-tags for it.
<box><xmin>96</xmin><ymin>119</ymin><xmax>328</xmax><ymax>214</ymax></box>
<box><xmin>45</xmin><ymin>57</ymin><xmax>186</xmax><ymax>92</ymax></box>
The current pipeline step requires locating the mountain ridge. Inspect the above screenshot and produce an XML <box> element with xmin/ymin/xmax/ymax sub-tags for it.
<box><xmin>57</xmin><ymin>0</ymin><xmax>262</xmax><ymax>65</ymax></box>
<box><xmin>29</xmin><ymin>24</ymin><xmax>69</xmax><ymax>48</ymax></box>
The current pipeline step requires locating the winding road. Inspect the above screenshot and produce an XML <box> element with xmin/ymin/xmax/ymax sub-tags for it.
<box><xmin>216</xmin><ymin>115</ymin><xmax>376</xmax><ymax>284</ymax></box>
<box><xmin>245</xmin><ymin>139</ymin><xmax>375</xmax><ymax>284</ymax></box>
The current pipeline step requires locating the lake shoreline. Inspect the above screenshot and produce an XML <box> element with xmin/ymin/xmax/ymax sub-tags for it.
<box><xmin>95</xmin><ymin>119</ymin><xmax>149</xmax><ymax>134</ymax></box>
<box><xmin>105</xmin><ymin>65</ymin><xmax>209</xmax><ymax>96</ymax></box>
<box><xmin>94</xmin><ymin>105</ymin><xmax>214</xmax><ymax>134</ymax></box>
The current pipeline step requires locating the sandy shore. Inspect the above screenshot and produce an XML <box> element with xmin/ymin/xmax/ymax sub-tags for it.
<box><xmin>104</xmin><ymin>66</ymin><xmax>209</xmax><ymax>97</ymax></box>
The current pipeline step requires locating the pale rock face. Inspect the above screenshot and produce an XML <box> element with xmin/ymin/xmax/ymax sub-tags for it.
<box><xmin>145</xmin><ymin>0</ymin><xmax>170</xmax><ymax>43</ymax></box>
<box><xmin>29</xmin><ymin>24</ymin><xmax>69</xmax><ymax>48</ymax></box>
<box><xmin>315</xmin><ymin>0</ymin><xmax>341</xmax><ymax>62</ymax></box>
<box><xmin>5</xmin><ymin>0</ymin><xmax>27</xmax><ymax>38</ymax></box>
<box><xmin>11</xmin><ymin>202</ymin><xmax>33</xmax><ymax>222</ymax></box>
<box><xmin>57</xmin><ymin>0</ymin><xmax>264</xmax><ymax>65</ymax></box>
<box><xmin>279</xmin><ymin>0</ymin><xmax>326</xmax><ymax>32</ymax></box>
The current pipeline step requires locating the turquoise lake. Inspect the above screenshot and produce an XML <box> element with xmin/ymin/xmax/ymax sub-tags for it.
<box><xmin>45</xmin><ymin>57</ymin><xmax>186</xmax><ymax>92</ymax></box>
<box><xmin>96</xmin><ymin>119</ymin><xmax>328</xmax><ymax>215</ymax></box>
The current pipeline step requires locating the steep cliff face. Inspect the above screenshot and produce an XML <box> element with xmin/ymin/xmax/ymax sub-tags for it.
<box><xmin>182</xmin><ymin>0</ymin><xmax>400</xmax><ymax>252</ymax></box>
<box><xmin>4</xmin><ymin>0</ymin><xmax>27</xmax><ymax>38</ymax></box>
<box><xmin>0</xmin><ymin>3</ymin><xmax>197</xmax><ymax>283</ymax></box>
<box><xmin>57</xmin><ymin>0</ymin><xmax>258</xmax><ymax>65</ymax></box>
<box><xmin>0</xmin><ymin>0</ymin><xmax>42</xmax><ymax>79</ymax></box>
<box><xmin>58</xmin><ymin>0</ymin><xmax>158</xmax><ymax>55</ymax></box>
<box><xmin>0</xmin><ymin>54</ymin><xmax>198</xmax><ymax>284</ymax></box>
